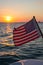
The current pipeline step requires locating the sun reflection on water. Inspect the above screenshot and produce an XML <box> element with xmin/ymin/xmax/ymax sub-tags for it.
<box><xmin>6</xmin><ymin>24</ymin><xmax>12</xmax><ymax>33</ymax></box>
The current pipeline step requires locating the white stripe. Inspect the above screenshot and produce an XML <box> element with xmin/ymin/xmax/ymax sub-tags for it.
<box><xmin>14</xmin><ymin>31</ymin><xmax>39</xmax><ymax>42</ymax></box>
<box><xmin>14</xmin><ymin>31</ymin><xmax>39</xmax><ymax>40</ymax></box>
<box><xmin>15</xmin><ymin>35</ymin><xmax>40</xmax><ymax>45</ymax></box>
<box><xmin>13</xmin><ymin>29</ymin><xmax>37</xmax><ymax>36</ymax></box>
<box><xmin>14</xmin><ymin>28</ymin><xmax>25</xmax><ymax>33</ymax></box>
<box><xmin>13</xmin><ymin>31</ymin><xmax>26</xmax><ymax>36</ymax></box>
<box><xmin>17</xmin><ymin>25</ymin><xmax>24</xmax><ymax>30</ymax></box>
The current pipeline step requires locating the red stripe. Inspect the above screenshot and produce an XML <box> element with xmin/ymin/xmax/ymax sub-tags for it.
<box><xmin>14</xmin><ymin>35</ymin><xmax>40</xmax><ymax>46</ymax></box>
<box><xmin>13</xmin><ymin>31</ymin><xmax>38</xmax><ymax>40</ymax></box>
<box><xmin>14</xmin><ymin>32</ymin><xmax>40</xmax><ymax>42</ymax></box>
<box><xmin>13</xmin><ymin>26</ymin><xmax>24</xmax><ymax>34</ymax></box>
<box><xmin>13</xmin><ymin>30</ymin><xmax>37</xmax><ymax>37</ymax></box>
<box><xmin>13</xmin><ymin>30</ymin><xmax>38</xmax><ymax>39</ymax></box>
<box><xmin>13</xmin><ymin>31</ymin><xmax>26</xmax><ymax>36</ymax></box>
<box><xmin>13</xmin><ymin>29</ymin><xmax>37</xmax><ymax>36</ymax></box>
<box><xmin>13</xmin><ymin>28</ymin><xmax>26</xmax><ymax>34</ymax></box>
<box><xmin>17</xmin><ymin>25</ymin><xmax>24</xmax><ymax>30</ymax></box>
<box><xmin>13</xmin><ymin>26</ymin><xmax>24</xmax><ymax>32</ymax></box>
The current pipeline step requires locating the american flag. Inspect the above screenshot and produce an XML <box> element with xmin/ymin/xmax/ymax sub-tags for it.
<box><xmin>13</xmin><ymin>18</ymin><xmax>41</xmax><ymax>46</ymax></box>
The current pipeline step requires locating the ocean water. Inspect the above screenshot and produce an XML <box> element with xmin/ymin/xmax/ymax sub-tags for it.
<box><xmin>0</xmin><ymin>22</ymin><xmax>43</xmax><ymax>65</ymax></box>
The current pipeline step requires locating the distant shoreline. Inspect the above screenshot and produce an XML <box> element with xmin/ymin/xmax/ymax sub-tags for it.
<box><xmin>0</xmin><ymin>22</ymin><xmax>43</xmax><ymax>24</ymax></box>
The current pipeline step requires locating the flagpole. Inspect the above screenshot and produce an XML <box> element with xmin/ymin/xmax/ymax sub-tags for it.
<box><xmin>33</xmin><ymin>16</ymin><xmax>43</xmax><ymax>38</ymax></box>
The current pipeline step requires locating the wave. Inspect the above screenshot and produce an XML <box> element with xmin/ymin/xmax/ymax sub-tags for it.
<box><xmin>0</xmin><ymin>23</ymin><xmax>43</xmax><ymax>65</ymax></box>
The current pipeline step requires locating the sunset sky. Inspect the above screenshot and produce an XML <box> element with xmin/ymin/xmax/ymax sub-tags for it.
<box><xmin>0</xmin><ymin>0</ymin><xmax>43</xmax><ymax>22</ymax></box>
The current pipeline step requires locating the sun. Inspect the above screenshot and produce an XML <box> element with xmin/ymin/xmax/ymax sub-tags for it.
<box><xmin>6</xmin><ymin>16</ymin><xmax>11</xmax><ymax>21</ymax></box>
<box><xmin>6</xmin><ymin>16</ymin><xmax>11</xmax><ymax>22</ymax></box>
<box><xmin>3</xmin><ymin>16</ymin><xmax>13</xmax><ymax>23</ymax></box>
